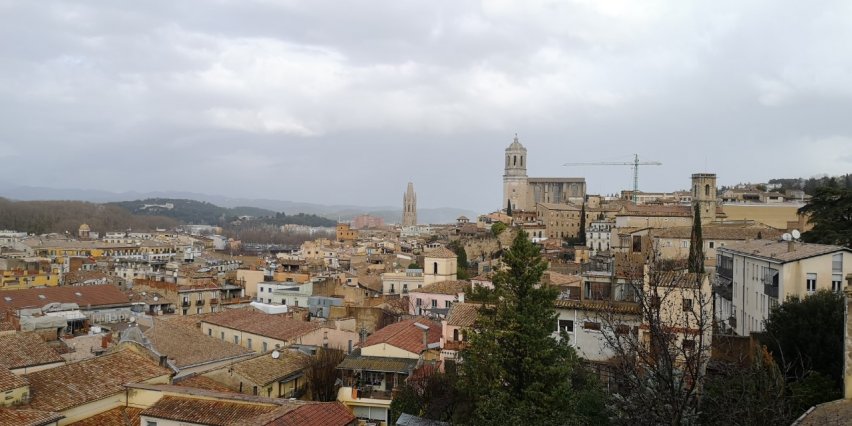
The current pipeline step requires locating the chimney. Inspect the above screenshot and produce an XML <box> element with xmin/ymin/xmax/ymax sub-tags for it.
<box><xmin>422</xmin><ymin>328</ymin><xmax>429</xmax><ymax>349</ymax></box>
<box><xmin>788</xmin><ymin>241</ymin><xmax>795</xmax><ymax>252</ymax></box>
<box><xmin>159</xmin><ymin>355</ymin><xmax>168</xmax><ymax>367</ymax></box>
<box><xmin>844</xmin><ymin>274</ymin><xmax>852</xmax><ymax>399</ymax></box>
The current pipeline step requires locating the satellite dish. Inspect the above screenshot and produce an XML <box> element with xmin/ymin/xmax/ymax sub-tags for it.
<box><xmin>271</xmin><ymin>350</ymin><xmax>280</xmax><ymax>359</ymax></box>
<box><xmin>129</xmin><ymin>317</ymin><xmax>136</xmax><ymax>323</ymax></box>
<box><xmin>791</xmin><ymin>230</ymin><xmax>801</xmax><ymax>240</ymax></box>
<box><xmin>153</xmin><ymin>296</ymin><xmax>159</xmax><ymax>302</ymax></box>
<box><xmin>782</xmin><ymin>233</ymin><xmax>792</xmax><ymax>241</ymax></box>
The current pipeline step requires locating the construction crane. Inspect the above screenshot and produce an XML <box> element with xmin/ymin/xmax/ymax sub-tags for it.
<box><xmin>563</xmin><ymin>154</ymin><xmax>662</xmax><ymax>204</ymax></box>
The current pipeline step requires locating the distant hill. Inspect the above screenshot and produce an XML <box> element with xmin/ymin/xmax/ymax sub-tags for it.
<box><xmin>0</xmin><ymin>198</ymin><xmax>179</xmax><ymax>235</ymax></box>
<box><xmin>1</xmin><ymin>186</ymin><xmax>478</xmax><ymax>224</ymax></box>
<box><xmin>107</xmin><ymin>199</ymin><xmax>336</xmax><ymax>227</ymax></box>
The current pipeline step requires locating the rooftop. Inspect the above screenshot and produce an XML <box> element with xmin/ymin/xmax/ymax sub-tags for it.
<box><xmin>67</xmin><ymin>406</ymin><xmax>142</xmax><ymax>426</ymax></box>
<box><xmin>337</xmin><ymin>351</ymin><xmax>419</xmax><ymax>374</ymax></box>
<box><xmin>362</xmin><ymin>319</ymin><xmax>441</xmax><ymax>354</ymax></box>
<box><xmin>25</xmin><ymin>348</ymin><xmax>172</xmax><ymax>412</ymax></box>
<box><xmin>144</xmin><ymin>319</ymin><xmax>254</xmax><ymax>369</ymax></box>
<box><xmin>201</xmin><ymin>308</ymin><xmax>321</xmax><ymax>343</ymax></box>
<box><xmin>0</xmin><ymin>332</ymin><xmax>64</xmax><ymax>370</ymax></box>
<box><xmin>231</xmin><ymin>350</ymin><xmax>310</xmax><ymax>386</ymax></box>
<box><xmin>445</xmin><ymin>303</ymin><xmax>481</xmax><ymax>328</ymax></box>
<box><xmin>554</xmin><ymin>299</ymin><xmax>642</xmax><ymax>315</ymax></box>
<box><xmin>617</xmin><ymin>204</ymin><xmax>693</xmax><ymax>217</ymax></box>
<box><xmin>0</xmin><ymin>284</ymin><xmax>130</xmax><ymax>311</ymax></box>
<box><xmin>174</xmin><ymin>375</ymin><xmax>237</xmax><ymax>393</ymax></box>
<box><xmin>651</xmin><ymin>223</ymin><xmax>783</xmax><ymax>241</ymax></box>
<box><xmin>140</xmin><ymin>395</ymin><xmax>277</xmax><ymax>426</ymax></box>
<box><xmin>411</xmin><ymin>280</ymin><xmax>470</xmax><ymax>295</ymax></box>
<box><xmin>256</xmin><ymin>402</ymin><xmax>356</xmax><ymax>426</ymax></box>
<box><xmin>424</xmin><ymin>247</ymin><xmax>457</xmax><ymax>259</ymax></box>
<box><xmin>0</xmin><ymin>408</ymin><xmax>64</xmax><ymax>426</ymax></box>
<box><xmin>0</xmin><ymin>365</ymin><xmax>27</xmax><ymax>392</ymax></box>
<box><xmin>719</xmin><ymin>239</ymin><xmax>850</xmax><ymax>263</ymax></box>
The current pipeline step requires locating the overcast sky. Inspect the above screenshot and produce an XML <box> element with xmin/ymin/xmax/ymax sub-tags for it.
<box><xmin>1</xmin><ymin>1</ymin><xmax>850</xmax><ymax>212</ymax></box>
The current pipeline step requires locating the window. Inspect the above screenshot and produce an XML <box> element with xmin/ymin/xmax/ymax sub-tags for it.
<box><xmin>390</xmin><ymin>284</ymin><xmax>395</xmax><ymax>293</ymax></box>
<box><xmin>650</xmin><ymin>295</ymin><xmax>661</xmax><ymax>309</ymax></box>
<box><xmin>431</xmin><ymin>299</ymin><xmax>437</xmax><ymax>308</ymax></box>
<box><xmin>445</xmin><ymin>300</ymin><xmax>451</xmax><ymax>308</ymax></box>
<box><xmin>681</xmin><ymin>240</ymin><xmax>689</xmax><ymax>248</ymax></box>
<box><xmin>832</xmin><ymin>253</ymin><xmax>843</xmax><ymax>272</ymax></box>
<box><xmin>433</xmin><ymin>262</ymin><xmax>438</xmax><ymax>274</ymax></box>
<box><xmin>147</xmin><ymin>421</ymin><xmax>158</xmax><ymax>426</ymax></box>
<box><xmin>262</xmin><ymin>341</ymin><xmax>268</xmax><ymax>352</ymax></box>
<box><xmin>221</xmin><ymin>331</ymin><xmax>225</xmax><ymax>340</ymax></box>
<box><xmin>234</xmin><ymin>335</ymin><xmax>240</xmax><ymax>344</ymax></box>
<box><xmin>683</xmin><ymin>339</ymin><xmax>696</xmax><ymax>351</ymax></box>
<box><xmin>416</xmin><ymin>298</ymin><xmax>422</xmax><ymax>306</ymax></box>
<box><xmin>708</xmin><ymin>241</ymin><xmax>715</xmax><ymax>249</ymax></box>
<box><xmin>806</xmin><ymin>273</ymin><xmax>817</xmax><ymax>294</ymax></box>
<box><xmin>558</xmin><ymin>319</ymin><xmax>574</xmax><ymax>333</ymax></box>
<box><xmin>247</xmin><ymin>338</ymin><xmax>253</xmax><ymax>349</ymax></box>
<box><xmin>614</xmin><ymin>324</ymin><xmax>631</xmax><ymax>335</ymax></box>
<box><xmin>583</xmin><ymin>321</ymin><xmax>601</xmax><ymax>331</ymax></box>
<box><xmin>682</xmin><ymin>298</ymin><xmax>693</xmax><ymax>312</ymax></box>
<box><xmin>208</xmin><ymin>328</ymin><xmax>212</xmax><ymax>336</ymax></box>
<box><xmin>833</xmin><ymin>274</ymin><xmax>843</xmax><ymax>292</ymax></box>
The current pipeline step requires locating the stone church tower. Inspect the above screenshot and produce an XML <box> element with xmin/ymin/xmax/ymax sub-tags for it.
<box><xmin>691</xmin><ymin>173</ymin><xmax>717</xmax><ymax>224</ymax></box>
<box><xmin>402</xmin><ymin>182</ymin><xmax>417</xmax><ymax>226</ymax></box>
<box><xmin>503</xmin><ymin>135</ymin><xmax>529</xmax><ymax>212</ymax></box>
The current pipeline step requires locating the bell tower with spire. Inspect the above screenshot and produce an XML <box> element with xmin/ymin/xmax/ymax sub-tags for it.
<box><xmin>503</xmin><ymin>134</ymin><xmax>529</xmax><ymax>212</ymax></box>
<box><xmin>403</xmin><ymin>182</ymin><xmax>417</xmax><ymax>226</ymax></box>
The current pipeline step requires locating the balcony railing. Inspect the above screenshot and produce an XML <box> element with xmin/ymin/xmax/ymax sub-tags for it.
<box><xmin>209</xmin><ymin>298</ymin><xmax>219</xmax><ymax>305</ymax></box>
<box><xmin>181</xmin><ymin>301</ymin><xmax>190</xmax><ymax>307</ymax></box>
<box><xmin>195</xmin><ymin>299</ymin><xmax>205</xmax><ymax>306</ymax></box>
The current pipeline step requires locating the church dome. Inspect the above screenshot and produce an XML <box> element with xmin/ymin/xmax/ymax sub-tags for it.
<box><xmin>505</xmin><ymin>134</ymin><xmax>526</xmax><ymax>152</ymax></box>
<box><xmin>78</xmin><ymin>223</ymin><xmax>90</xmax><ymax>232</ymax></box>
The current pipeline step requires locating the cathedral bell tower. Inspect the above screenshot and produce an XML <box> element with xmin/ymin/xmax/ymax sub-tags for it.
<box><xmin>503</xmin><ymin>134</ymin><xmax>529</xmax><ymax>212</ymax></box>
<box><xmin>691</xmin><ymin>173</ymin><xmax>717</xmax><ymax>224</ymax></box>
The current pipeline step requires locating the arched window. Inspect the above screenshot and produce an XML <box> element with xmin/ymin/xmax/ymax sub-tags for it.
<box><xmin>704</xmin><ymin>184</ymin><xmax>710</xmax><ymax>197</ymax></box>
<box><xmin>433</xmin><ymin>262</ymin><xmax>438</xmax><ymax>274</ymax></box>
<box><xmin>693</xmin><ymin>185</ymin><xmax>698</xmax><ymax>197</ymax></box>
<box><xmin>513</xmin><ymin>155</ymin><xmax>517</xmax><ymax>166</ymax></box>
<box><xmin>520</xmin><ymin>156</ymin><xmax>524</xmax><ymax>166</ymax></box>
<box><xmin>453</xmin><ymin>329</ymin><xmax>459</xmax><ymax>341</ymax></box>
<box><xmin>506</xmin><ymin>156</ymin><xmax>510</xmax><ymax>167</ymax></box>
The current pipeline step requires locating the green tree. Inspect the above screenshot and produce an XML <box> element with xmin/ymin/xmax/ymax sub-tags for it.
<box><xmin>390</xmin><ymin>367</ymin><xmax>460</xmax><ymax>424</ymax></box>
<box><xmin>578</xmin><ymin>203</ymin><xmax>587</xmax><ymax>246</ymax></box>
<box><xmin>761</xmin><ymin>290</ymin><xmax>845</xmax><ymax>410</ymax></box>
<box><xmin>457</xmin><ymin>230</ymin><xmax>607</xmax><ymax>425</ymax></box>
<box><xmin>490</xmin><ymin>221</ymin><xmax>507</xmax><ymax>237</ymax></box>
<box><xmin>506</xmin><ymin>200</ymin><xmax>513</xmax><ymax>216</ymax></box>
<box><xmin>688</xmin><ymin>203</ymin><xmax>704</xmax><ymax>273</ymax></box>
<box><xmin>447</xmin><ymin>241</ymin><xmax>470</xmax><ymax>280</ymax></box>
<box><xmin>798</xmin><ymin>186</ymin><xmax>852</xmax><ymax>248</ymax></box>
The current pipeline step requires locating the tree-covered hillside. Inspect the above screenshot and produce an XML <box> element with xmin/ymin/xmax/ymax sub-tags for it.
<box><xmin>0</xmin><ymin>198</ymin><xmax>178</xmax><ymax>234</ymax></box>
<box><xmin>109</xmin><ymin>198</ymin><xmax>335</xmax><ymax>227</ymax></box>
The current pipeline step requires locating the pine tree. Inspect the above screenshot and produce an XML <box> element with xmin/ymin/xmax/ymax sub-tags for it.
<box><xmin>688</xmin><ymin>203</ymin><xmax>704</xmax><ymax>273</ymax></box>
<box><xmin>457</xmin><ymin>230</ymin><xmax>606</xmax><ymax>424</ymax></box>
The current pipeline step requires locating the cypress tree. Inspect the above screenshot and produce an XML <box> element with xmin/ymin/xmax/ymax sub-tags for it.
<box><xmin>506</xmin><ymin>199</ymin><xmax>513</xmax><ymax>216</ymax></box>
<box><xmin>578</xmin><ymin>203</ymin><xmax>587</xmax><ymax>245</ymax></box>
<box><xmin>688</xmin><ymin>203</ymin><xmax>704</xmax><ymax>273</ymax></box>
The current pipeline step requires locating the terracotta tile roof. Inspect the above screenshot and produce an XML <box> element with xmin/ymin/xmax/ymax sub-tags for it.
<box><xmin>410</xmin><ymin>280</ymin><xmax>470</xmax><ymax>295</ymax></box>
<box><xmin>719</xmin><ymin>239</ymin><xmax>851</xmax><ymax>263</ymax></box>
<box><xmin>173</xmin><ymin>375</ymin><xmax>237</xmax><ymax>393</ymax></box>
<box><xmin>0</xmin><ymin>408</ymin><xmax>64</xmax><ymax>426</ymax></box>
<box><xmin>144</xmin><ymin>319</ymin><xmax>253</xmax><ymax>369</ymax></box>
<box><xmin>261</xmin><ymin>402</ymin><xmax>356</xmax><ymax>426</ymax></box>
<box><xmin>544</xmin><ymin>271</ymin><xmax>582</xmax><ymax>286</ymax></box>
<box><xmin>651</xmin><ymin>223</ymin><xmax>782</xmax><ymax>241</ymax></box>
<box><xmin>794</xmin><ymin>398</ymin><xmax>852</xmax><ymax>425</ymax></box>
<box><xmin>357</xmin><ymin>276</ymin><xmax>382</xmax><ymax>292</ymax></box>
<box><xmin>0</xmin><ymin>285</ymin><xmax>130</xmax><ymax>311</ymax></box>
<box><xmin>362</xmin><ymin>319</ymin><xmax>440</xmax><ymax>354</ymax></box>
<box><xmin>617</xmin><ymin>204</ymin><xmax>692</xmax><ymax>217</ymax></box>
<box><xmin>201</xmin><ymin>308</ymin><xmax>321</xmax><ymax>343</ymax></box>
<box><xmin>554</xmin><ymin>299</ymin><xmax>642</xmax><ymax>315</ymax></box>
<box><xmin>445</xmin><ymin>303</ymin><xmax>481</xmax><ymax>327</ymax></box>
<box><xmin>0</xmin><ymin>365</ymin><xmax>27</xmax><ymax>392</ymax></box>
<box><xmin>424</xmin><ymin>247</ymin><xmax>457</xmax><ymax>259</ymax></box>
<box><xmin>140</xmin><ymin>395</ymin><xmax>277</xmax><ymax>426</ymax></box>
<box><xmin>337</xmin><ymin>353</ymin><xmax>418</xmax><ymax>374</ymax></box>
<box><xmin>68</xmin><ymin>406</ymin><xmax>142</xmax><ymax>426</ymax></box>
<box><xmin>231</xmin><ymin>350</ymin><xmax>310</xmax><ymax>386</ymax></box>
<box><xmin>0</xmin><ymin>333</ymin><xmax>64</xmax><ymax>370</ymax></box>
<box><xmin>25</xmin><ymin>348</ymin><xmax>172</xmax><ymax>412</ymax></box>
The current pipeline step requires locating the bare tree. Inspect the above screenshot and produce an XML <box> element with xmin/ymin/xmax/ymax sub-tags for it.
<box><xmin>596</xmin><ymin>248</ymin><xmax>714</xmax><ymax>425</ymax></box>
<box><xmin>305</xmin><ymin>347</ymin><xmax>346</xmax><ymax>402</ymax></box>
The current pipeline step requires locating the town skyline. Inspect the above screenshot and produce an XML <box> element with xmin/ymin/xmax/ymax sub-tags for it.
<box><xmin>2</xmin><ymin>1</ymin><xmax>851</xmax><ymax>212</ymax></box>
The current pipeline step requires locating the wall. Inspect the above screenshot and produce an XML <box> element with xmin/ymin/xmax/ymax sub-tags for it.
<box><xmin>360</xmin><ymin>343</ymin><xmax>419</xmax><ymax>359</ymax></box>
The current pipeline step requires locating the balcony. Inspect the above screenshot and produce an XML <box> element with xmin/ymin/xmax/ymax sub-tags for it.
<box><xmin>195</xmin><ymin>299</ymin><xmax>205</xmax><ymax>306</ymax></box>
<box><xmin>221</xmin><ymin>296</ymin><xmax>252</xmax><ymax>305</ymax></box>
<box><xmin>181</xmin><ymin>301</ymin><xmax>190</xmax><ymax>308</ymax></box>
<box><xmin>209</xmin><ymin>298</ymin><xmax>219</xmax><ymax>305</ymax></box>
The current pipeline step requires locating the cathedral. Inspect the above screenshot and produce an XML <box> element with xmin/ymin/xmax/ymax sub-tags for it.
<box><xmin>503</xmin><ymin>135</ymin><xmax>586</xmax><ymax>212</ymax></box>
